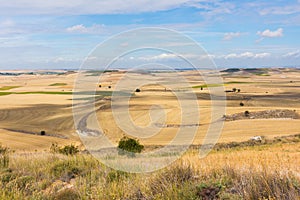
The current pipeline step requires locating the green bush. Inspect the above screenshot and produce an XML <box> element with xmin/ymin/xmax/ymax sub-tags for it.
<box><xmin>118</xmin><ymin>136</ymin><xmax>144</xmax><ymax>155</ymax></box>
<box><xmin>50</xmin><ymin>160</ymin><xmax>83</xmax><ymax>182</ymax></box>
<box><xmin>107</xmin><ymin>170</ymin><xmax>129</xmax><ymax>182</ymax></box>
<box><xmin>50</xmin><ymin>143</ymin><xmax>79</xmax><ymax>156</ymax></box>
<box><xmin>195</xmin><ymin>182</ymin><xmax>222</xmax><ymax>200</ymax></box>
<box><xmin>7</xmin><ymin>175</ymin><xmax>34</xmax><ymax>191</ymax></box>
<box><xmin>0</xmin><ymin>169</ymin><xmax>16</xmax><ymax>185</ymax></box>
<box><xmin>52</xmin><ymin>189</ymin><xmax>81</xmax><ymax>200</ymax></box>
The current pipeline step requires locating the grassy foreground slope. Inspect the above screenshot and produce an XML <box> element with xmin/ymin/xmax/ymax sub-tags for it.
<box><xmin>0</xmin><ymin>135</ymin><xmax>299</xmax><ymax>200</ymax></box>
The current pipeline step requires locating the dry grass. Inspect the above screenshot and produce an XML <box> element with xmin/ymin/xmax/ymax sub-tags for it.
<box><xmin>0</xmin><ymin>137</ymin><xmax>299</xmax><ymax>200</ymax></box>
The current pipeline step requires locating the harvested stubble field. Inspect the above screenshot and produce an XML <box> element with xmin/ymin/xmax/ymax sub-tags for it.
<box><xmin>0</xmin><ymin>68</ymin><xmax>300</xmax><ymax>199</ymax></box>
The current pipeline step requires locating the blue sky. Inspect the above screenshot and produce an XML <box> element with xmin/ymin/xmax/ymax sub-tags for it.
<box><xmin>0</xmin><ymin>0</ymin><xmax>300</xmax><ymax>69</ymax></box>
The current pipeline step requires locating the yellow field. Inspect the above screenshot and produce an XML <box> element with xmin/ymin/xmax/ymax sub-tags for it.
<box><xmin>0</xmin><ymin>68</ymin><xmax>299</xmax><ymax>151</ymax></box>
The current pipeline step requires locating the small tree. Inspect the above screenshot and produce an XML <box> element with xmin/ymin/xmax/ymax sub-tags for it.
<box><xmin>135</xmin><ymin>88</ymin><xmax>141</xmax><ymax>92</ymax></box>
<box><xmin>237</xmin><ymin>89</ymin><xmax>241</xmax><ymax>93</ymax></box>
<box><xmin>240</xmin><ymin>102</ymin><xmax>244</xmax><ymax>106</ymax></box>
<box><xmin>232</xmin><ymin>88</ymin><xmax>237</xmax><ymax>92</ymax></box>
<box><xmin>118</xmin><ymin>136</ymin><xmax>144</xmax><ymax>155</ymax></box>
<box><xmin>244</xmin><ymin>110</ymin><xmax>250</xmax><ymax>117</ymax></box>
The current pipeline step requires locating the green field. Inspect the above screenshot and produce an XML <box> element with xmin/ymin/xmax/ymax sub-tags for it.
<box><xmin>0</xmin><ymin>91</ymin><xmax>73</xmax><ymax>96</ymax></box>
<box><xmin>0</xmin><ymin>86</ymin><xmax>21</xmax><ymax>91</ymax></box>
<box><xmin>49</xmin><ymin>83</ymin><xmax>68</xmax><ymax>86</ymax></box>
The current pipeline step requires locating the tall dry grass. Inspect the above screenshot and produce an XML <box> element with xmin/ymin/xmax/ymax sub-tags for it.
<box><xmin>0</xmin><ymin>139</ymin><xmax>299</xmax><ymax>199</ymax></box>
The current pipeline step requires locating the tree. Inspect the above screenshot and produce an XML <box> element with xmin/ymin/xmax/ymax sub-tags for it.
<box><xmin>118</xmin><ymin>136</ymin><xmax>144</xmax><ymax>155</ymax></box>
<box><xmin>244</xmin><ymin>110</ymin><xmax>250</xmax><ymax>117</ymax></box>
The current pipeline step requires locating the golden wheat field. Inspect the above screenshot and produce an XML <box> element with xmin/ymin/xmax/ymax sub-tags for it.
<box><xmin>0</xmin><ymin>68</ymin><xmax>299</xmax><ymax>151</ymax></box>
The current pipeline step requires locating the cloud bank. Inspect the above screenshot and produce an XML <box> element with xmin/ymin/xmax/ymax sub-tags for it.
<box><xmin>257</xmin><ymin>28</ymin><xmax>283</xmax><ymax>38</ymax></box>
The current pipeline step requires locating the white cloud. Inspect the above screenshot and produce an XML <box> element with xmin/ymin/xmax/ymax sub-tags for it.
<box><xmin>283</xmin><ymin>50</ymin><xmax>300</xmax><ymax>58</ymax></box>
<box><xmin>136</xmin><ymin>53</ymin><xmax>202</xmax><ymax>61</ymax></box>
<box><xmin>66</xmin><ymin>24</ymin><xmax>87</xmax><ymax>33</ymax></box>
<box><xmin>223</xmin><ymin>32</ymin><xmax>242</xmax><ymax>40</ymax></box>
<box><xmin>0</xmin><ymin>19</ymin><xmax>15</xmax><ymax>27</ymax></box>
<box><xmin>153</xmin><ymin>53</ymin><xmax>177</xmax><ymax>60</ymax></box>
<box><xmin>260</xmin><ymin>5</ymin><xmax>300</xmax><ymax>15</ymax></box>
<box><xmin>191</xmin><ymin>1</ymin><xmax>235</xmax><ymax>17</ymax></box>
<box><xmin>0</xmin><ymin>19</ymin><xmax>25</xmax><ymax>35</ymax></box>
<box><xmin>140</xmin><ymin>52</ymin><xmax>271</xmax><ymax>61</ymax></box>
<box><xmin>257</xmin><ymin>28</ymin><xmax>283</xmax><ymax>38</ymax></box>
<box><xmin>254</xmin><ymin>52</ymin><xmax>271</xmax><ymax>58</ymax></box>
<box><xmin>223</xmin><ymin>52</ymin><xmax>270</xmax><ymax>59</ymax></box>
<box><xmin>0</xmin><ymin>0</ymin><xmax>231</xmax><ymax>15</ymax></box>
<box><xmin>140</xmin><ymin>53</ymin><xmax>178</xmax><ymax>61</ymax></box>
<box><xmin>66</xmin><ymin>24</ymin><xmax>105</xmax><ymax>33</ymax></box>
<box><xmin>224</xmin><ymin>53</ymin><xmax>238</xmax><ymax>59</ymax></box>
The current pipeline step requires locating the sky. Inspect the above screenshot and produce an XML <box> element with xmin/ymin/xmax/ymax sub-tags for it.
<box><xmin>0</xmin><ymin>0</ymin><xmax>300</xmax><ymax>69</ymax></box>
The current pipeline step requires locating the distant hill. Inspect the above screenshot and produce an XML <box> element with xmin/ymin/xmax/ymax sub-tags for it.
<box><xmin>220</xmin><ymin>68</ymin><xmax>269</xmax><ymax>76</ymax></box>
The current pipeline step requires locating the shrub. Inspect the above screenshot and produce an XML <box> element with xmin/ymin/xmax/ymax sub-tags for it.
<box><xmin>118</xmin><ymin>136</ymin><xmax>144</xmax><ymax>155</ymax></box>
<box><xmin>50</xmin><ymin>143</ymin><xmax>59</xmax><ymax>153</ymax></box>
<box><xmin>244</xmin><ymin>110</ymin><xmax>250</xmax><ymax>117</ymax></box>
<box><xmin>0</xmin><ymin>169</ymin><xmax>16</xmax><ymax>184</ymax></box>
<box><xmin>52</xmin><ymin>189</ymin><xmax>81</xmax><ymax>200</ymax></box>
<box><xmin>50</xmin><ymin>160</ymin><xmax>82</xmax><ymax>182</ymax></box>
<box><xmin>107</xmin><ymin>170</ymin><xmax>129</xmax><ymax>182</ymax></box>
<box><xmin>0</xmin><ymin>144</ymin><xmax>9</xmax><ymax>168</ymax></box>
<box><xmin>7</xmin><ymin>175</ymin><xmax>34</xmax><ymax>191</ymax></box>
<box><xmin>196</xmin><ymin>183</ymin><xmax>221</xmax><ymax>200</ymax></box>
<box><xmin>232</xmin><ymin>88</ymin><xmax>237</xmax><ymax>92</ymax></box>
<box><xmin>59</xmin><ymin>144</ymin><xmax>79</xmax><ymax>156</ymax></box>
<box><xmin>50</xmin><ymin>143</ymin><xmax>79</xmax><ymax>156</ymax></box>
